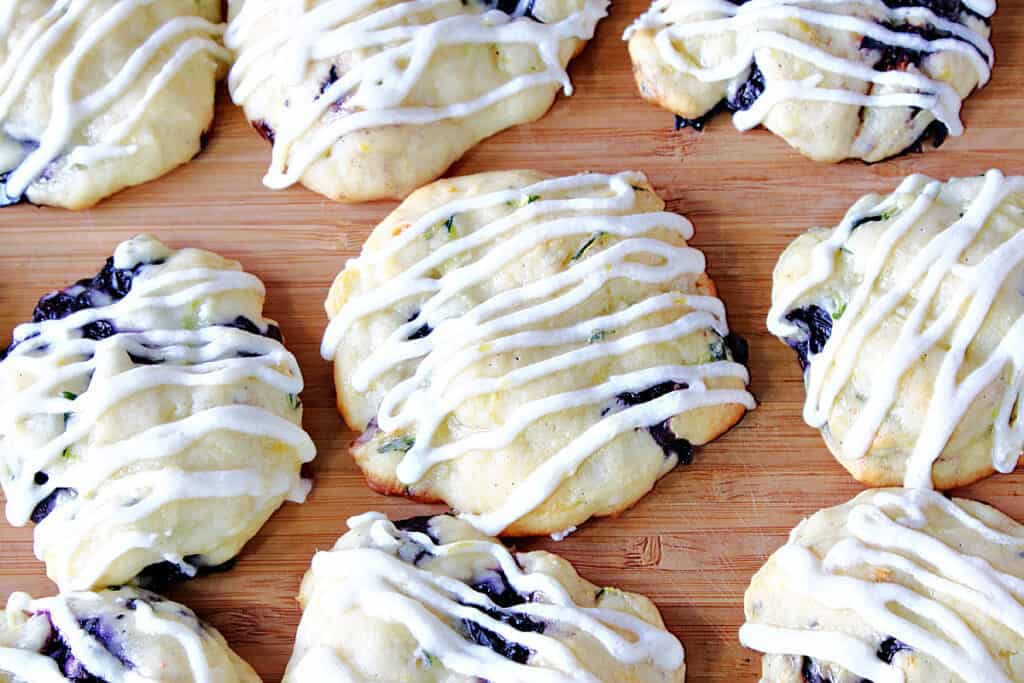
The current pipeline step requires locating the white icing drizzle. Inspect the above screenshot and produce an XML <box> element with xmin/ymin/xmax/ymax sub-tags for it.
<box><xmin>0</xmin><ymin>589</ymin><xmax>225</xmax><ymax>683</ymax></box>
<box><xmin>624</xmin><ymin>0</ymin><xmax>995</xmax><ymax>139</ymax></box>
<box><xmin>0</xmin><ymin>235</ymin><xmax>316</xmax><ymax>591</ymax></box>
<box><xmin>225</xmin><ymin>0</ymin><xmax>608</xmax><ymax>190</ymax></box>
<box><xmin>320</xmin><ymin>171</ymin><xmax>755</xmax><ymax>535</ymax></box>
<box><xmin>740</xmin><ymin>488</ymin><xmax>1024</xmax><ymax>683</ymax></box>
<box><xmin>288</xmin><ymin>512</ymin><xmax>685</xmax><ymax>681</ymax></box>
<box><xmin>767</xmin><ymin>169</ymin><xmax>1024</xmax><ymax>488</ymax></box>
<box><xmin>0</xmin><ymin>0</ymin><xmax>229</xmax><ymax>201</ymax></box>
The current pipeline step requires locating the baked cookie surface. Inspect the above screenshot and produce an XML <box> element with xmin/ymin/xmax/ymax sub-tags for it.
<box><xmin>624</xmin><ymin>0</ymin><xmax>995</xmax><ymax>163</ymax></box>
<box><xmin>0</xmin><ymin>235</ymin><xmax>316</xmax><ymax>591</ymax></box>
<box><xmin>0</xmin><ymin>586</ymin><xmax>260</xmax><ymax>682</ymax></box>
<box><xmin>769</xmin><ymin>170</ymin><xmax>1024</xmax><ymax>489</ymax></box>
<box><xmin>282</xmin><ymin>512</ymin><xmax>686</xmax><ymax>682</ymax></box>
<box><xmin>741</xmin><ymin>488</ymin><xmax>1024</xmax><ymax>683</ymax></box>
<box><xmin>321</xmin><ymin>170</ymin><xmax>755</xmax><ymax>536</ymax></box>
<box><xmin>224</xmin><ymin>0</ymin><xmax>607</xmax><ymax>202</ymax></box>
<box><xmin>0</xmin><ymin>0</ymin><xmax>229</xmax><ymax>209</ymax></box>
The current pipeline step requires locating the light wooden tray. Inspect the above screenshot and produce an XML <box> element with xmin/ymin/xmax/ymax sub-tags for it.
<box><xmin>2</xmin><ymin>3</ymin><xmax>1022</xmax><ymax>680</ymax></box>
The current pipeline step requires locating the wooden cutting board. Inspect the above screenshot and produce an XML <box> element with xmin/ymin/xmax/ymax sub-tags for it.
<box><xmin>2</xmin><ymin>3</ymin><xmax>1023</xmax><ymax>680</ymax></box>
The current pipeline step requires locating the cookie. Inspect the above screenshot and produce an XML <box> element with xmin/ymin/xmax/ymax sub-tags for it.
<box><xmin>0</xmin><ymin>235</ymin><xmax>316</xmax><ymax>591</ymax></box>
<box><xmin>624</xmin><ymin>0</ymin><xmax>994</xmax><ymax>163</ymax></box>
<box><xmin>0</xmin><ymin>0</ymin><xmax>230</xmax><ymax>209</ymax></box>
<box><xmin>768</xmin><ymin>170</ymin><xmax>1024</xmax><ymax>489</ymax></box>
<box><xmin>321</xmin><ymin>170</ymin><xmax>754</xmax><ymax>536</ymax></box>
<box><xmin>224</xmin><ymin>0</ymin><xmax>607</xmax><ymax>202</ymax></box>
<box><xmin>0</xmin><ymin>586</ymin><xmax>260</xmax><ymax>682</ymax></box>
<box><xmin>282</xmin><ymin>512</ymin><xmax>686</xmax><ymax>682</ymax></box>
<box><xmin>741</xmin><ymin>487</ymin><xmax>1024</xmax><ymax>683</ymax></box>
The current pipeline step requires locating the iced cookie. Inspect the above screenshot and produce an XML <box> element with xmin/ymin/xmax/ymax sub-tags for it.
<box><xmin>625</xmin><ymin>0</ymin><xmax>995</xmax><ymax>162</ymax></box>
<box><xmin>283</xmin><ymin>512</ymin><xmax>686</xmax><ymax>682</ymax></box>
<box><xmin>741</xmin><ymin>487</ymin><xmax>1024</xmax><ymax>683</ymax></box>
<box><xmin>0</xmin><ymin>235</ymin><xmax>316</xmax><ymax>591</ymax></box>
<box><xmin>225</xmin><ymin>0</ymin><xmax>607</xmax><ymax>202</ymax></box>
<box><xmin>769</xmin><ymin>170</ymin><xmax>1024</xmax><ymax>489</ymax></box>
<box><xmin>0</xmin><ymin>0</ymin><xmax>229</xmax><ymax>209</ymax></box>
<box><xmin>321</xmin><ymin>170</ymin><xmax>755</xmax><ymax>536</ymax></box>
<box><xmin>0</xmin><ymin>586</ymin><xmax>260</xmax><ymax>682</ymax></box>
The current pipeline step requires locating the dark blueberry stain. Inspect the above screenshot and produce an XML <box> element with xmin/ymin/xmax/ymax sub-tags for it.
<box><xmin>319</xmin><ymin>64</ymin><xmax>339</xmax><ymax>97</ymax></box>
<box><xmin>0</xmin><ymin>136</ymin><xmax>40</xmax><ymax>207</ymax></box>
<box><xmin>405</xmin><ymin>311</ymin><xmax>432</xmax><ymax>340</ymax></box>
<box><xmin>461</xmin><ymin>570</ymin><xmax>545</xmax><ymax>664</ymax></box>
<box><xmin>79</xmin><ymin>617</ymin><xmax>131</xmax><ymax>668</ymax></box>
<box><xmin>38</xmin><ymin>612</ymin><xmax>109</xmax><ymax>682</ymax></box>
<box><xmin>724</xmin><ymin>332</ymin><xmax>749</xmax><ymax>365</ymax></box>
<box><xmin>31</xmin><ymin>487</ymin><xmax>73</xmax><ymax>523</ymax></box>
<box><xmin>880</xmin><ymin>0</ymin><xmax>986</xmax><ymax>23</ymax></box>
<box><xmin>134</xmin><ymin>554</ymin><xmax>237</xmax><ymax>590</ymax></box>
<box><xmin>225</xmin><ymin>315</ymin><xmax>282</xmax><ymax>342</ymax></box>
<box><xmin>783</xmin><ymin>305</ymin><xmax>833</xmax><ymax>371</ymax></box>
<box><xmin>34</xmin><ymin>471</ymin><xmax>49</xmax><ymax>485</ymax></box>
<box><xmin>481</xmin><ymin>0</ymin><xmax>541</xmax><ymax>21</ymax></box>
<box><xmin>727</xmin><ymin>64</ymin><xmax>766</xmax><ymax>112</ymax></box>
<box><xmin>252</xmin><ymin>119</ymin><xmax>275</xmax><ymax>144</ymax></box>
<box><xmin>395</xmin><ymin>515</ymin><xmax>443</xmax><ymax>543</ymax></box>
<box><xmin>614</xmin><ymin>381</ymin><xmax>694</xmax><ymax>463</ymax></box>
<box><xmin>674</xmin><ymin>65</ymin><xmax>764</xmax><ymax>134</ymax></box>
<box><xmin>801</xmin><ymin>657</ymin><xmax>833</xmax><ymax>683</ymax></box>
<box><xmin>876</xmin><ymin>636</ymin><xmax>912</xmax><ymax>663</ymax></box>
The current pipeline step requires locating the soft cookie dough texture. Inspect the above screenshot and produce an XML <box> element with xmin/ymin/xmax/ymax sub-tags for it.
<box><xmin>0</xmin><ymin>0</ymin><xmax>229</xmax><ymax>209</ymax></box>
<box><xmin>769</xmin><ymin>170</ymin><xmax>1024</xmax><ymax>489</ymax></box>
<box><xmin>225</xmin><ymin>0</ymin><xmax>608</xmax><ymax>202</ymax></box>
<box><xmin>283</xmin><ymin>512</ymin><xmax>686</xmax><ymax>682</ymax></box>
<box><xmin>625</xmin><ymin>0</ymin><xmax>995</xmax><ymax>163</ymax></box>
<box><xmin>322</xmin><ymin>170</ymin><xmax>754</xmax><ymax>536</ymax></box>
<box><xmin>0</xmin><ymin>235</ymin><xmax>316</xmax><ymax>591</ymax></box>
<box><xmin>0</xmin><ymin>587</ymin><xmax>261</xmax><ymax>682</ymax></box>
<box><xmin>741</xmin><ymin>488</ymin><xmax>1024</xmax><ymax>683</ymax></box>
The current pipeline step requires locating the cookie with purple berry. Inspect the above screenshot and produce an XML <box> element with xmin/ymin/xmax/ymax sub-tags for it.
<box><xmin>768</xmin><ymin>170</ymin><xmax>1024</xmax><ymax>489</ymax></box>
<box><xmin>0</xmin><ymin>234</ymin><xmax>316</xmax><ymax>591</ymax></box>
<box><xmin>624</xmin><ymin>0</ymin><xmax>994</xmax><ymax>163</ymax></box>
<box><xmin>0</xmin><ymin>0</ymin><xmax>230</xmax><ymax>209</ymax></box>
<box><xmin>282</xmin><ymin>512</ymin><xmax>686</xmax><ymax>682</ymax></box>
<box><xmin>321</xmin><ymin>169</ymin><xmax>754</xmax><ymax>537</ymax></box>
<box><xmin>0</xmin><ymin>586</ymin><xmax>260</xmax><ymax>681</ymax></box>
<box><xmin>740</xmin><ymin>487</ymin><xmax>1024</xmax><ymax>683</ymax></box>
<box><xmin>223</xmin><ymin>0</ymin><xmax>608</xmax><ymax>202</ymax></box>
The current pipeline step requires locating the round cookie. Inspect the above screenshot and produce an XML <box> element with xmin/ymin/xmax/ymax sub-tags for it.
<box><xmin>0</xmin><ymin>586</ymin><xmax>260</xmax><ymax>682</ymax></box>
<box><xmin>321</xmin><ymin>170</ymin><xmax>755</xmax><ymax>536</ymax></box>
<box><xmin>624</xmin><ymin>0</ymin><xmax>994</xmax><ymax>163</ymax></box>
<box><xmin>0</xmin><ymin>235</ymin><xmax>316</xmax><ymax>591</ymax></box>
<box><xmin>283</xmin><ymin>512</ymin><xmax>686</xmax><ymax>682</ymax></box>
<box><xmin>740</xmin><ymin>487</ymin><xmax>1024</xmax><ymax>683</ymax></box>
<box><xmin>768</xmin><ymin>170</ymin><xmax>1024</xmax><ymax>489</ymax></box>
<box><xmin>224</xmin><ymin>0</ymin><xmax>608</xmax><ymax>202</ymax></box>
<box><xmin>0</xmin><ymin>0</ymin><xmax>230</xmax><ymax>209</ymax></box>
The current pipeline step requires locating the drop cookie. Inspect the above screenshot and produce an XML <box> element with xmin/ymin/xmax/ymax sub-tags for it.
<box><xmin>0</xmin><ymin>0</ymin><xmax>229</xmax><ymax>209</ymax></box>
<box><xmin>283</xmin><ymin>512</ymin><xmax>686</xmax><ymax>682</ymax></box>
<box><xmin>741</xmin><ymin>487</ymin><xmax>1024</xmax><ymax>683</ymax></box>
<box><xmin>0</xmin><ymin>586</ymin><xmax>260</xmax><ymax>682</ymax></box>
<box><xmin>225</xmin><ymin>0</ymin><xmax>607</xmax><ymax>202</ymax></box>
<box><xmin>0</xmin><ymin>235</ymin><xmax>316</xmax><ymax>591</ymax></box>
<box><xmin>321</xmin><ymin>170</ymin><xmax>754</xmax><ymax>536</ymax></box>
<box><xmin>624</xmin><ymin>0</ymin><xmax>995</xmax><ymax>163</ymax></box>
<box><xmin>769</xmin><ymin>170</ymin><xmax>1024</xmax><ymax>489</ymax></box>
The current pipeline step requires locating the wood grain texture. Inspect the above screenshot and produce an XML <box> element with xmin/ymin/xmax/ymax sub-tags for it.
<box><xmin>1</xmin><ymin>3</ymin><xmax>1023</xmax><ymax>680</ymax></box>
